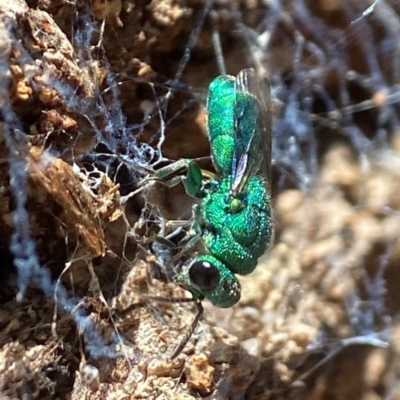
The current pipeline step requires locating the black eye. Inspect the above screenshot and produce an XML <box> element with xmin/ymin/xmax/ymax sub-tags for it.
<box><xmin>189</xmin><ymin>261</ymin><xmax>220</xmax><ymax>290</ymax></box>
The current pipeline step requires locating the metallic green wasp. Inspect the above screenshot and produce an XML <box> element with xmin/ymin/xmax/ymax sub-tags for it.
<box><xmin>175</xmin><ymin>68</ymin><xmax>273</xmax><ymax>309</ymax></box>
<box><xmin>139</xmin><ymin>69</ymin><xmax>272</xmax><ymax>357</ymax></box>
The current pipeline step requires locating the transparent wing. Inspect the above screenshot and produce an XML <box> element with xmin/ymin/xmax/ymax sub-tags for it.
<box><xmin>231</xmin><ymin>68</ymin><xmax>272</xmax><ymax>195</ymax></box>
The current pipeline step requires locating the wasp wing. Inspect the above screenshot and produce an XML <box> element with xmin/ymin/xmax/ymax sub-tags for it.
<box><xmin>231</xmin><ymin>68</ymin><xmax>272</xmax><ymax>196</ymax></box>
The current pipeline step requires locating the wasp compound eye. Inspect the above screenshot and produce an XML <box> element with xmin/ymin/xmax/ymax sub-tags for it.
<box><xmin>189</xmin><ymin>260</ymin><xmax>220</xmax><ymax>290</ymax></box>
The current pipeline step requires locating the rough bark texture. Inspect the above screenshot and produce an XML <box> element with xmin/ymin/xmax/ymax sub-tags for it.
<box><xmin>0</xmin><ymin>0</ymin><xmax>399</xmax><ymax>399</ymax></box>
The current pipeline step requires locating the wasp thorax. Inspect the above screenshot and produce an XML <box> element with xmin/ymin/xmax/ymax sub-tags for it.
<box><xmin>189</xmin><ymin>260</ymin><xmax>220</xmax><ymax>290</ymax></box>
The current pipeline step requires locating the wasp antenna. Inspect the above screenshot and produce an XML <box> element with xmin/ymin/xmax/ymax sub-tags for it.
<box><xmin>146</xmin><ymin>295</ymin><xmax>194</xmax><ymax>304</ymax></box>
<box><xmin>171</xmin><ymin>301</ymin><xmax>204</xmax><ymax>359</ymax></box>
